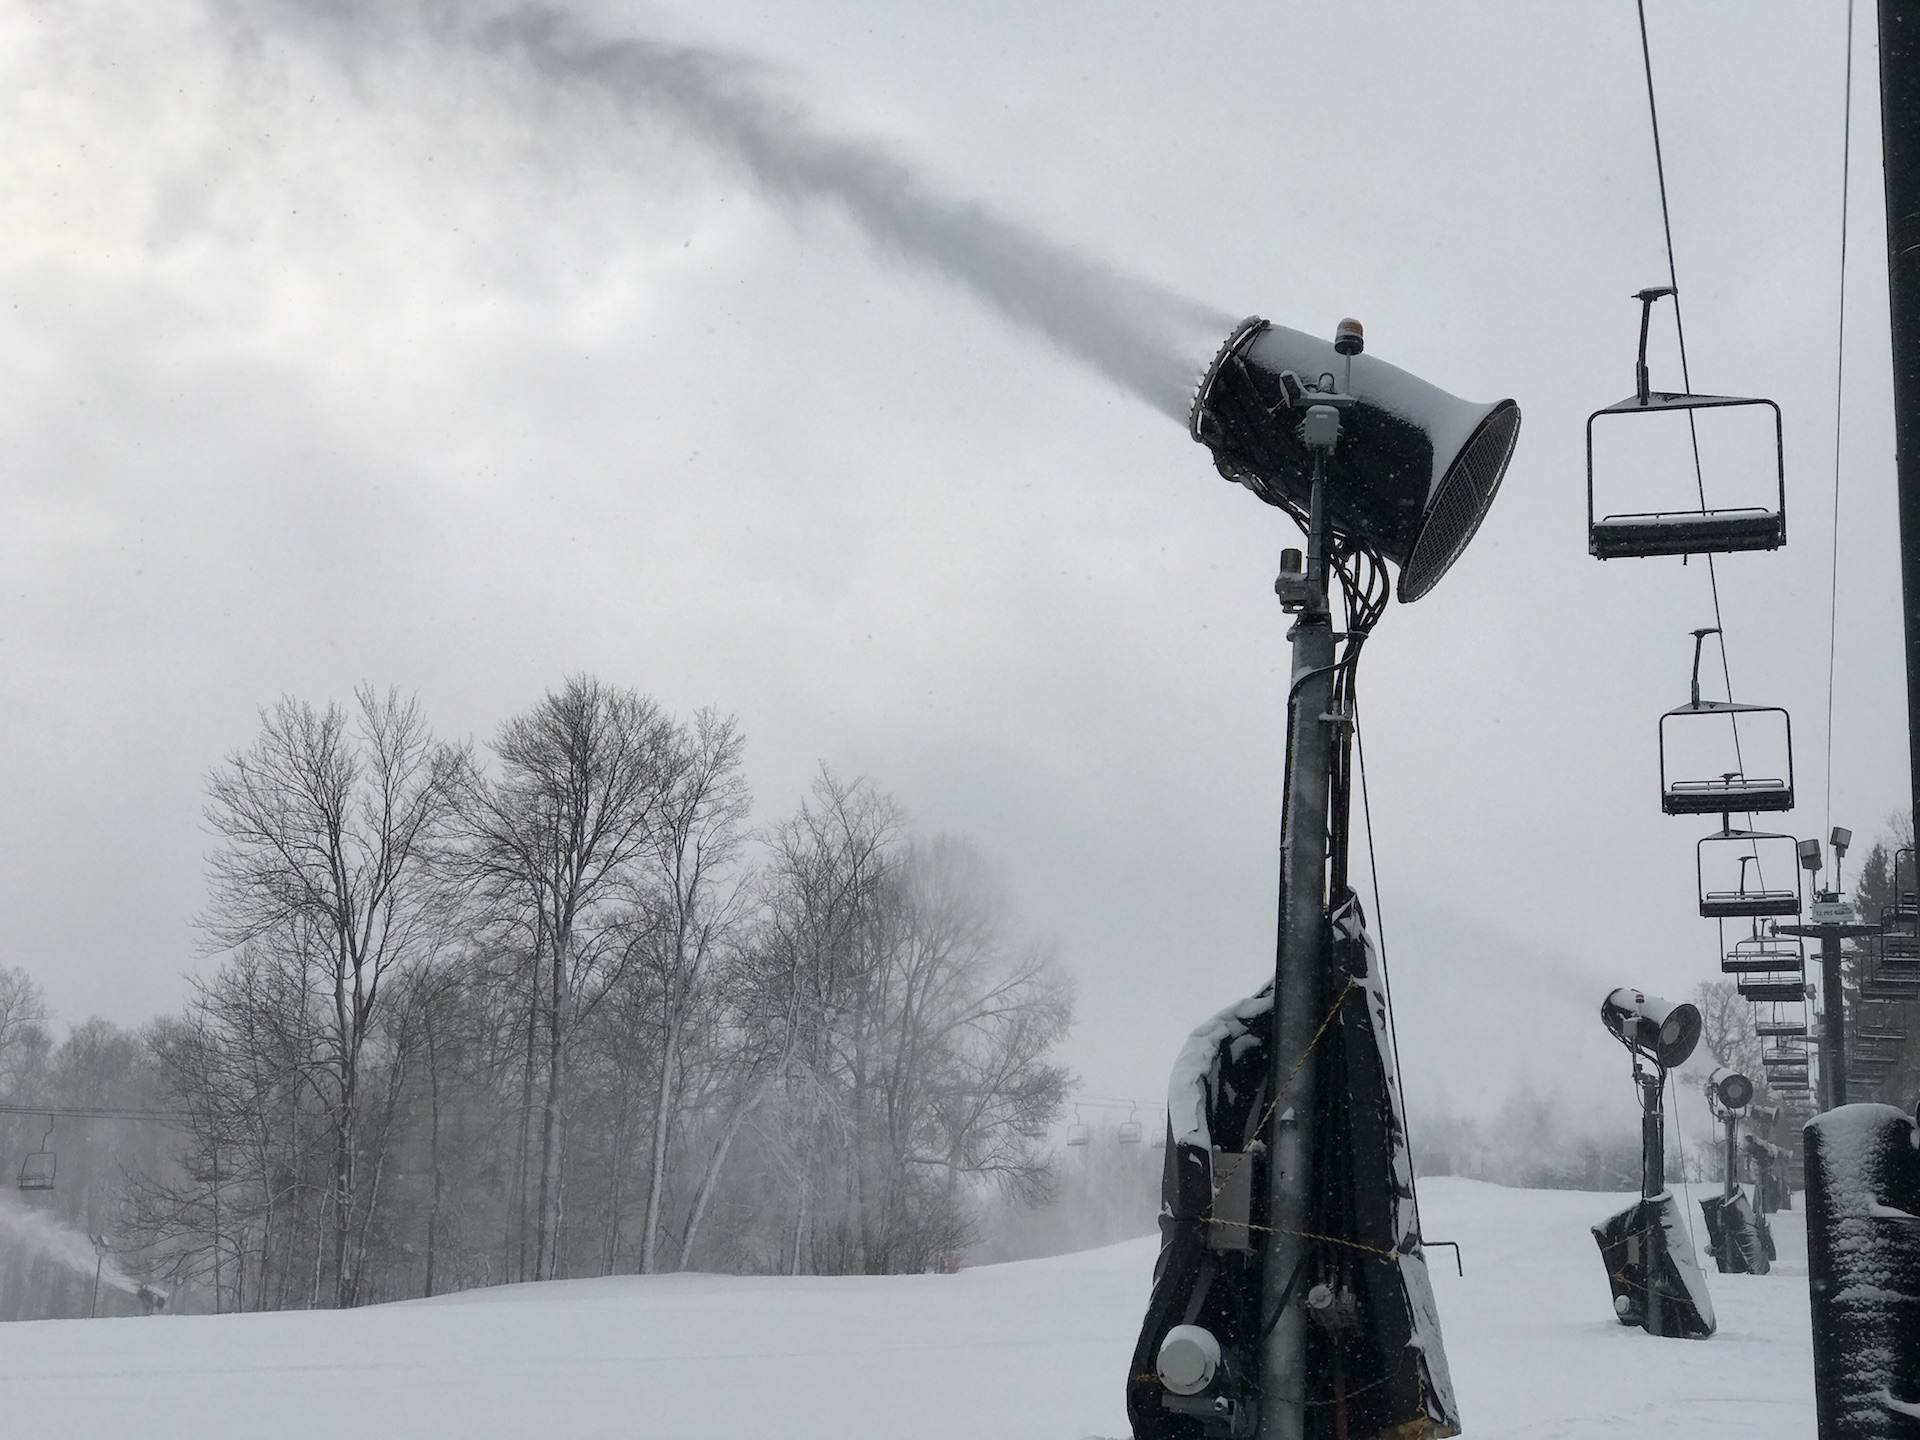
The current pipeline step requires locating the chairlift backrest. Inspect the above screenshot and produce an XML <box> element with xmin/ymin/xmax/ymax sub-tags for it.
<box><xmin>1587</xmin><ymin>289</ymin><xmax>1786</xmax><ymax>560</ymax></box>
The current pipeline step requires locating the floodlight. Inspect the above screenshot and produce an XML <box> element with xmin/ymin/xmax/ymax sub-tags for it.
<box><xmin>1800</xmin><ymin>838</ymin><xmax>1823</xmax><ymax>873</ymax></box>
<box><xmin>1601</xmin><ymin>987</ymin><xmax>1703</xmax><ymax>1069</ymax></box>
<box><xmin>1191</xmin><ymin>318</ymin><xmax>1522</xmax><ymax>602</ymax></box>
<box><xmin>1831</xmin><ymin>827</ymin><xmax>1852</xmax><ymax>859</ymax></box>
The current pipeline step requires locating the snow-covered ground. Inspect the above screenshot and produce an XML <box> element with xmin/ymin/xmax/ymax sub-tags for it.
<box><xmin>0</xmin><ymin>1178</ymin><xmax>1812</xmax><ymax>1439</ymax></box>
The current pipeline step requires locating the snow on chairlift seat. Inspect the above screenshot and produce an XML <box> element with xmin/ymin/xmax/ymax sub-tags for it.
<box><xmin>1740</xmin><ymin>981</ymin><xmax>1808</xmax><ymax>1003</ymax></box>
<box><xmin>1587</xmin><ymin>289</ymin><xmax>1786</xmax><ymax>560</ymax></box>
<box><xmin>1590</xmin><ymin>506</ymin><xmax>1785</xmax><ymax>560</ymax></box>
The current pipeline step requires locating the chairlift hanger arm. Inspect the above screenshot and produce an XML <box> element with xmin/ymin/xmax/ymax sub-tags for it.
<box><xmin>1634</xmin><ymin>286</ymin><xmax>1678</xmax><ymax>405</ymax></box>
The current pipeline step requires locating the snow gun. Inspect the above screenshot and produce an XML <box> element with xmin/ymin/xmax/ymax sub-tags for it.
<box><xmin>1130</xmin><ymin>317</ymin><xmax>1520</xmax><ymax>1440</ymax></box>
<box><xmin>1592</xmin><ymin>987</ymin><xmax>1715</xmax><ymax>1338</ymax></box>
<box><xmin>1697</xmin><ymin>1068</ymin><xmax>1772</xmax><ymax>1276</ymax></box>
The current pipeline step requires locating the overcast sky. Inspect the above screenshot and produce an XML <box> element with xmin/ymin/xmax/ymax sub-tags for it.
<box><xmin>0</xmin><ymin>1</ymin><xmax>1899</xmax><ymax>1136</ymax></box>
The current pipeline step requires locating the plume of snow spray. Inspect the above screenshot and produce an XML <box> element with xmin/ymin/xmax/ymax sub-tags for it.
<box><xmin>274</xmin><ymin>1</ymin><xmax>1232</xmax><ymax>421</ymax></box>
<box><xmin>0</xmin><ymin>1197</ymin><xmax>141</xmax><ymax>1297</ymax></box>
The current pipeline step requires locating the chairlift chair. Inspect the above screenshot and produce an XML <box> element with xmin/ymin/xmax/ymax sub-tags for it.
<box><xmin>1862</xmin><ymin>976</ymin><xmax>1920</xmax><ymax>1001</ymax></box>
<box><xmin>17</xmin><ymin>1117</ymin><xmax>54</xmax><ymax>1193</ymax></box>
<box><xmin>1698</xmin><ymin>829</ymin><xmax>1803</xmax><ymax>918</ymax></box>
<box><xmin>1587</xmin><ymin>288</ymin><xmax>1786</xmax><ymax>559</ymax></box>
<box><xmin>1117</xmin><ymin>1105</ymin><xmax>1143</xmax><ymax>1146</ymax></box>
<box><xmin>1659</xmin><ymin>628</ymin><xmax>1794</xmax><ymax>815</ymax></box>
<box><xmin>1724</xmin><ymin>932</ymin><xmax>1805</xmax><ymax>1001</ymax></box>
<box><xmin>1066</xmin><ymin>1108</ymin><xmax>1090</xmax><ymax>1147</ymax></box>
<box><xmin>1850</xmin><ymin>1029</ymin><xmax>1912</xmax><ymax>1052</ymax></box>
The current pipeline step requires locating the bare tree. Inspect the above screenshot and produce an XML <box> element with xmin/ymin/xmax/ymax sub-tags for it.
<box><xmin>458</xmin><ymin>675</ymin><xmax>677</xmax><ymax>1280</ymax></box>
<box><xmin>199</xmin><ymin>686</ymin><xmax>459</xmax><ymax>1306</ymax></box>
<box><xmin>635</xmin><ymin>710</ymin><xmax>751</xmax><ymax>1273</ymax></box>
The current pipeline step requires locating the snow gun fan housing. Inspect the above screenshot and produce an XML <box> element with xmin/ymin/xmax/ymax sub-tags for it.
<box><xmin>1602</xmin><ymin>987</ymin><xmax>1702</xmax><ymax>1071</ymax></box>
<box><xmin>1190</xmin><ymin>318</ymin><xmax>1522</xmax><ymax>602</ymax></box>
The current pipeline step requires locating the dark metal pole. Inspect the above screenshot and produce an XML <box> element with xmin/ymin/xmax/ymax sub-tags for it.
<box><xmin>1822</xmin><ymin>934</ymin><xmax>1849</xmax><ymax>1109</ymax></box>
<box><xmin>1258</xmin><ymin>457</ymin><xmax>1338</xmax><ymax>1440</ymax></box>
<box><xmin>1639</xmin><ymin>1068</ymin><xmax>1666</xmax><ymax>1337</ymax></box>
<box><xmin>1880</xmin><ymin>0</ymin><xmax>1920</xmax><ymax>832</ymax></box>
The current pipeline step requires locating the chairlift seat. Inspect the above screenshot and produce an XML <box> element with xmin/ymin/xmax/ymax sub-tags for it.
<box><xmin>1117</xmin><ymin>1120</ymin><xmax>1143</xmax><ymax>1145</ymax></box>
<box><xmin>1702</xmin><ymin>887</ymin><xmax>1802</xmax><ymax>919</ymax></box>
<box><xmin>1862</xmin><ymin>979</ymin><xmax>1920</xmax><ymax>1000</ymax></box>
<box><xmin>1590</xmin><ymin>508</ymin><xmax>1786</xmax><ymax>559</ymax></box>
<box><xmin>1756</xmin><ymin>1022</ymin><xmax>1808</xmax><ymax>1038</ymax></box>
<box><xmin>1722</xmin><ymin>956</ymin><xmax>1805</xmax><ymax>976</ymax></box>
<box><xmin>1066</xmin><ymin>1123</ymin><xmax>1090</xmax><ymax>1147</ymax></box>
<box><xmin>17</xmin><ymin>1152</ymin><xmax>54</xmax><ymax>1192</ymax></box>
<box><xmin>1738</xmin><ymin>978</ymin><xmax>1808</xmax><ymax>1002</ymax></box>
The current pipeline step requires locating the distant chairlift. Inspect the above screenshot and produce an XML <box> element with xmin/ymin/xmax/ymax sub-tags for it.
<box><xmin>1659</xmin><ymin>628</ymin><xmax>1793</xmax><ymax>816</ymax></box>
<box><xmin>1066</xmin><ymin>1108</ymin><xmax>1090</xmax><ymax>1147</ymax></box>
<box><xmin>17</xmin><ymin>1116</ymin><xmax>54</xmax><ymax>1193</ymax></box>
<box><xmin>1722</xmin><ymin>930</ymin><xmax>1806</xmax><ymax>1003</ymax></box>
<box><xmin>1588</xmin><ymin>287</ymin><xmax>1786</xmax><ymax>559</ymax></box>
<box><xmin>1117</xmin><ymin>1105</ymin><xmax>1143</xmax><ymax>1146</ymax></box>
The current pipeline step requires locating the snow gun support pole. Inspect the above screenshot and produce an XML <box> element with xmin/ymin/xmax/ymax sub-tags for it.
<box><xmin>1637</xmin><ymin>1060</ymin><xmax>1668</xmax><ymax>1337</ymax></box>
<box><xmin>1258</xmin><ymin>404</ymin><xmax>1344</xmax><ymax>1440</ymax></box>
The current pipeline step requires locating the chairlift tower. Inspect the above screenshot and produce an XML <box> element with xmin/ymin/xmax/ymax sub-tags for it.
<box><xmin>1778</xmin><ymin>832</ymin><xmax>1880</xmax><ymax>1111</ymax></box>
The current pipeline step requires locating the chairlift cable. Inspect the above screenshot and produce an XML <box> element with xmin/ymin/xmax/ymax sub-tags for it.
<box><xmin>1823</xmin><ymin>0</ymin><xmax>1859</xmax><ymax>849</ymax></box>
<box><xmin>1637</xmin><ymin>1</ymin><xmax>1787</xmax><ymax>909</ymax></box>
<box><xmin>1634</xmin><ymin>2</ymin><xmax>1736</xmax><ymax>704</ymax></box>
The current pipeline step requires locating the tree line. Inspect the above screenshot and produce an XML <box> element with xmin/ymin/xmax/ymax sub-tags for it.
<box><xmin>0</xmin><ymin>675</ymin><xmax>1076</xmax><ymax>1313</ymax></box>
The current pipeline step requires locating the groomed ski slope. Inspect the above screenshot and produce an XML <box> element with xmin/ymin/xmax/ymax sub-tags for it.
<box><xmin>0</xmin><ymin>1178</ymin><xmax>1813</xmax><ymax>1439</ymax></box>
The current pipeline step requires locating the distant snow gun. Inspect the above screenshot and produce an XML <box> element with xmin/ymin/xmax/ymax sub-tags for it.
<box><xmin>1591</xmin><ymin>988</ymin><xmax>1715</xmax><ymax>1338</ymax></box>
<box><xmin>1697</xmin><ymin>1069</ymin><xmax>1772</xmax><ymax>1275</ymax></box>
<box><xmin>1805</xmin><ymin>1104</ymin><xmax>1920</xmax><ymax>1440</ymax></box>
<box><xmin>1741</xmin><ymin>1122</ymin><xmax>1792</xmax><ymax>1213</ymax></box>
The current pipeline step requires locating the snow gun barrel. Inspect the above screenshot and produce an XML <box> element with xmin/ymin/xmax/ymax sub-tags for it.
<box><xmin>1189</xmin><ymin>316</ymin><xmax>1520</xmax><ymax>602</ymax></box>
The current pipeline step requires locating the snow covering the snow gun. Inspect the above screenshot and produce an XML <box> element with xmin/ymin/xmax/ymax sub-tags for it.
<box><xmin>1654</xmin><ymin>1190</ymin><xmax>1718</xmax><ymax>1330</ymax></box>
<box><xmin>1164</xmin><ymin>981</ymin><xmax>1272</xmax><ymax>1152</ymax></box>
<box><xmin>1333</xmin><ymin>894</ymin><xmax>1460</xmax><ymax>1431</ymax></box>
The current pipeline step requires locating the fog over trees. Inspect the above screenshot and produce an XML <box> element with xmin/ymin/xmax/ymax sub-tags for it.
<box><xmin>0</xmin><ymin>676</ymin><xmax>1076</xmax><ymax>1314</ymax></box>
